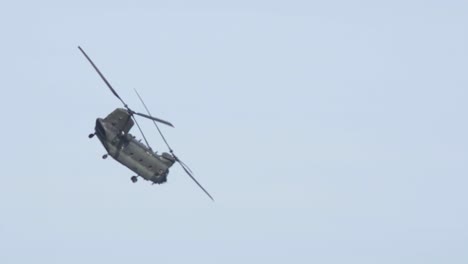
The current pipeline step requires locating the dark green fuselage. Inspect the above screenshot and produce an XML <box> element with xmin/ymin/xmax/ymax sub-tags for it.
<box><xmin>95</xmin><ymin>108</ymin><xmax>175</xmax><ymax>184</ymax></box>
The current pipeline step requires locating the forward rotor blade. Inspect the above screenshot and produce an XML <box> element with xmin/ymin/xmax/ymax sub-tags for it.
<box><xmin>78</xmin><ymin>46</ymin><xmax>127</xmax><ymax>106</ymax></box>
<box><xmin>132</xmin><ymin>111</ymin><xmax>174</xmax><ymax>128</ymax></box>
<box><xmin>177</xmin><ymin>160</ymin><xmax>214</xmax><ymax>201</ymax></box>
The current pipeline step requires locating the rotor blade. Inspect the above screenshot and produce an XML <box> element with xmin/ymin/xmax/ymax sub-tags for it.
<box><xmin>134</xmin><ymin>89</ymin><xmax>173</xmax><ymax>151</ymax></box>
<box><xmin>132</xmin><ymin>91</ymin><xmax>209</xmax><ymax>200</ymax></box>
<box><xmin>131</xmin><ymin>115</ymin><xmax>152</xmax><ymax>150</ymax></box>
<box><xmin>133</xmin><ymin>111</ymin><xmax>174</xmax><ymax>128</ymax></box>
<box><xmin>177</xmin><ymin>160</ymin><xmax>214</xmax><ymax>201</ymax></box>
<box><xmin>78</xmin><ymin>46</ymin><xmax>127</xmax><ymax>106</ymax></box>
<box><xmin>177</xmin><ymin>158</ymin><xmax>194</xmax><ymax>174</ymax></box>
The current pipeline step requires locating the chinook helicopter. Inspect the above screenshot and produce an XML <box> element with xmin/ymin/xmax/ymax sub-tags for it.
<box><xmin>78</xmin><ymin>46</ymin><xmax>214</xmax><ymax>201</ymax></box>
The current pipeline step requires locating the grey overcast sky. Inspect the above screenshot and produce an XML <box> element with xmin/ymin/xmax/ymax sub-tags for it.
<box><xmin>0</xmin><ymin>1</ymin><xmax>467</xmax><ymax>263</ymax></box>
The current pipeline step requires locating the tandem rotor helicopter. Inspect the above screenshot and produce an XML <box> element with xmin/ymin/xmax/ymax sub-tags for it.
<box><xmin>78</xmin><ymin>46</ymin><xmax>214</xmax><ymax>201</ymax></box>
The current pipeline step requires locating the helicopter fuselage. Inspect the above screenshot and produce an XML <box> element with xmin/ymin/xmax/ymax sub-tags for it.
<box><xmin>79</xmin><ymin>46</ymin><xmax>214</xmax><ymax>200</ymax></box>
<box><xmin>94</xmin><ymin>108</ymin><xmax>175</xmax><ymax>184</ymax></box>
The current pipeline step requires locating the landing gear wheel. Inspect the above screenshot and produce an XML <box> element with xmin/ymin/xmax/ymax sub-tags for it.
<box><xmin>88</xmin><ymin>133</ymin><xmax>95</xmax><ymax>138</ymax></box>
<box><xmin>102</xmin><ymin>154</ymin><xmax>108</xmax><ymax>159</ymax></box>
<box><xmin>131</xmin><ymin>176</ymin><xmax>138</xmax><ymax>183</ymax></box>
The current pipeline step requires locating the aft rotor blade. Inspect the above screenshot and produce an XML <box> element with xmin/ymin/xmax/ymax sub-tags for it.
<box><xmin>132</xmin><ymin>90</ymin><xmax>211</xmax><ymax>200</ymax></box>
<box><xmin>134</xmin><ymin>88</ymin><xmax>173</xmax><ymax>151</ymax></box>
<box><xmin>132</xmin><ymin>111</ymin><xmax>174</xmax><ymax>128</ymax></box>
<box><xmin>177</xmin><ymin>160</ymin><xmax>214</xmax><ymax>201</ymax></box>
<box><xmin>78</xmin><ymin>46</ymin><xmax>127</xmax><ymax>106</ymax></box>
<box><xmin>178</xmin><ymin>159</ymin><xmax>194</xmax><ymax>174</ymax></box>
<box><xmin>131</xmin><ymin>115</ymin><xmax>152</xmax><ymax>150</ymax></box>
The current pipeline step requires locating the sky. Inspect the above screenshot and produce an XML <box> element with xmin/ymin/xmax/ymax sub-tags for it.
<box><xmin>0</xmin><ymin>1</ymin><xmax>467</xmax><ymax>263</ymax></box>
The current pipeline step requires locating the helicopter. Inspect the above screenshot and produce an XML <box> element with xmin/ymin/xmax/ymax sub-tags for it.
<box><xmin>78</xmin><ymin>46</ymin><xmax>214</xmax><ymax>201</ymax></box>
